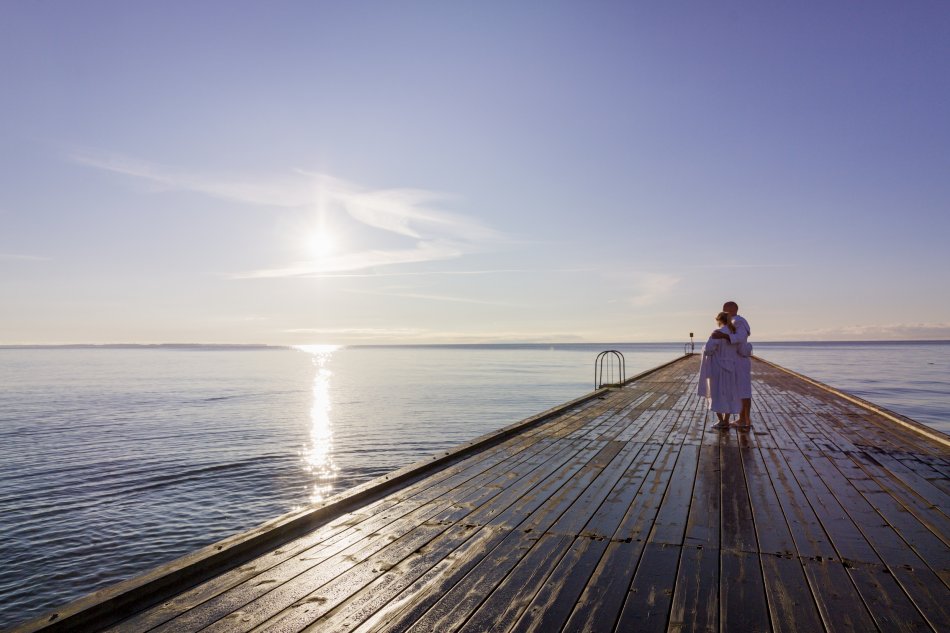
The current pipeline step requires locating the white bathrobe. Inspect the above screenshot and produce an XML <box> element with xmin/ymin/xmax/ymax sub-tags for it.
<box><xmin>725</xmin><ymin>314</ymin><xmax>752</xmax><ymax>398</ymax></box>
<box><xmin>697</xmin><ymin>328</ymin><xmax>742</xmax><ymax>414</ymax></box>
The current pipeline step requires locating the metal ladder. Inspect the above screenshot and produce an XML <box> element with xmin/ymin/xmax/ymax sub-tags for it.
<box><xmin>594</xmin><ymin>350</ymin><xmax>625</xmax><ymax>389</ymax></box>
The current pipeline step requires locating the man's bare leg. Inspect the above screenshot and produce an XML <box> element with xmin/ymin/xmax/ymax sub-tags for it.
<box><xmin>736</xmin><ymin>398</ymin><xmax>752</xmax><ymax>428</ymax></box>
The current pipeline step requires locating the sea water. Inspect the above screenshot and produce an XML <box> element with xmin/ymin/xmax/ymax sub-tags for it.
<box><xmin>0</xmin><ymin>342</ymin><xmax>947</xmax><ymax>627</ymax></box>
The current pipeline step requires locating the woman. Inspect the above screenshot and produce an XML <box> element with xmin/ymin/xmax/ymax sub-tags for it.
<box><xmin>697</xmin><ymin>312</ymin><xmax>742</xmax><ymax>429</ymax></box>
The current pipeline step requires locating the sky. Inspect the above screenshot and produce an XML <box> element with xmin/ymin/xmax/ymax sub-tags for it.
<box><xmin>2</xmin><ymin>2</ymin><xmax>949</xmax><ymax>345</ymax></box>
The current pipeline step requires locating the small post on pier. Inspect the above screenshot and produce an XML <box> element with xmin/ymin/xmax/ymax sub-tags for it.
<box><xmin>689</xmin><ymin>332</ymin><xmax>694</xmax><ymax>353</ymax></box>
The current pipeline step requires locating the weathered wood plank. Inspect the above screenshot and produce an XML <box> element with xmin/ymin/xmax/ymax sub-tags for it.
<box><xmin>846</xmin><ymin>562</ymin><xmax>933</xmax><ymax>633</ymax></box>
<box><xmin>503</xmin><ymin>537</ymin><xmax>609</xmax><ymax>633</ymax></box>
<box><xmin>350</xmin><ymin>440</ymin><xmax>618</xmax><ymax>633</ymax></box>
<box><xmin>721</xmin><ymin>445</ymin><xmax>757</xmax><ymax>553</ymax></box>
<box><xmin>614</xmin><ymin>542</ymin><xmax>681</xmax><ymax>633</ymax></box>
<box><xmin>559</xmin><ymin>540</ymin><xmax>647</xmax><ymax>633</ymax></box>
<box><xmin>801</xmin><ymin>558</ymin><xmax>878</xmax><ymax>632</ymax></box>
<box><xmin>453</xmin><ymin>533</ymin><xmax>574</xmax><ymax>633</ymax></box>
<box><xmin>683</xmin><ymin>441</ymin><xmax>719</xmax><ymax>550</ymax></box>
<box><xmin>720</xmin><ymin>549</ymin><xmax>770</xmax><ymax>633</ymax></box>
<box><xmin>758</xmin><ymin>555</ymin><xmax>823</xmax><ymax>633</ymax></box>
<box><xmin>668</xmin><ymin>544</ymin><xmax>718</xmax><ymax>633</ymax></box>
<box><xmin>649</xmin><ymin>444</ymin><xmax>701</xmax><ymax>546</ymax></box>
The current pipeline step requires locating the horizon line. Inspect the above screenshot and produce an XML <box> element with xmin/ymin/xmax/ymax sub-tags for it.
<box><xmin>2</xmin><ymin>339</ymin><xmax>949</xmax><ymax>350</ymax></box>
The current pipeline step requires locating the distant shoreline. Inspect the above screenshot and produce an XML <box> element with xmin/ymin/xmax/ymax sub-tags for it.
<box><xmin>2</xmin><ymin>340</ymin><xmax>949</xmax><ymax>350</ymax></box>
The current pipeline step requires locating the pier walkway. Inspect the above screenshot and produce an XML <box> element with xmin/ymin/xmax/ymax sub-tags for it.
<box><xmin>16</xmin><ymin>355</ymin><xmax>950</xmax><ymax>632</ymax></box>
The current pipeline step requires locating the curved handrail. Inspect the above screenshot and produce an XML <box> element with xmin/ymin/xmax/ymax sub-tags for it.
<box><xmin>594</xmin><ymin>350</ymin><xmax>625</xmax><ymax>388</ymax></box>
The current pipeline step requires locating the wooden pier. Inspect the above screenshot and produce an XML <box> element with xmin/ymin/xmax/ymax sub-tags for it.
<box><xmin>14</xmin><ymin>355</ymin><xmax>950</xmax><ymax>632</ymax></box>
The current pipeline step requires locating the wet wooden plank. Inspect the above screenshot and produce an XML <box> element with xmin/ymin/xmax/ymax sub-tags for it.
<box><xmin>649</xmin><ymin>443</ymin><xmax>701</xmax><ymax>546</ymax></box>
<box><xmin>352</xmin><ymin>441</ymin><xmax>621</xmax><ymax>633</ymax></box>
<box><xmin>758</xmin><ymin>555</ymin><xmax>823</xmax><ymax>633</ymax></box>
<box><xmin>303</xmin><ymin>524</ymin><xmax>499</xmax><ymax>633</ymax></box>
<box><xmin>846</xmin><ymin>562</ymin><xmax>933</xmax><ymax>633</ymax></box>
<box><xmin>614</xmin><ymin>542</ymin><xmax>681</xmax><ymax>633</ymax></box>
<box><xmin>807</xmin><ymin>451</ymin><xmax>950</xmax><ymax>584</ymax></box>
<box><xmin>667</xmin><ymin>544</ymin><xmax>718</xmax><ymax>633</ymax></box>
<box><xmin>720</xmin><ymin>445</ymin><xmax>757</xmax><ymax>553</ymax></box>
<box><xmin>866</xmin><ymin>450</ymin><xmax>950</xmax><ymax>515</ymax></box>
<box><xmin>683</xmin><ymin>442</ymin><xmax>719</xmax><ymax>549</ymax></box>
<box><xmin>560</xmin><ymin>540</ymin><xmax>646</xmax><ymax>633</ymax></box>
<box><xmin>385</xmin><ymin>440</ymin><xmax>641</xmax><ymax>632</ymax></box>
<box><xmin>505</xmin><ymin>537</ymin><xmax>608</xmax><ymax>633</ymax></box>
<box><xmin>783</xmin><ymin>448</ymin><xmax>881</xmax><ymax>564</ymax></box>
<box><xmin>580</xmin><ymin>442</ymin><xmax>660</xmax><ymax>539</ymax></box>
<box><xmin>801</xmin><ymin>558</ymin><xmax>878</xmax><ymax>632</ymax></box>
<box><xmin>720</xmin><ymin>550</ymin><xmax>770</xmax><ymax>633</ymax></box>
<box><xmin>742</xmin><ymin>447</ymin><xmax>796</xmax><ymax>557</ymax></box>
<box><xmin>553</xmin><ymin>442</ymin><xmax>680</xmax><ymax>631</ymax></box>
<box><xmin>454</xmin><ymin>533</ymin><xmax>574</xmax><ymax>633</ymax></box>
<box><xmin>848</xmin><ymin>450</ymin><xmax>950</xmax><ymax>549</ymax></box>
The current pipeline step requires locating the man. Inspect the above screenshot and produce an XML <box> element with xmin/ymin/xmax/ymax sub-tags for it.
<box><xmin>709</xmin><ymin>301</ymin><xmax>752</xmax><ymax>427</ymax></box>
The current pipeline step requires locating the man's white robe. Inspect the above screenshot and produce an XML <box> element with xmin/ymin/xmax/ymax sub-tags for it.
<box><xmin>725</xmin><ymin>314</ymin><xmax>752</xmax><ymax>398</ymax></box>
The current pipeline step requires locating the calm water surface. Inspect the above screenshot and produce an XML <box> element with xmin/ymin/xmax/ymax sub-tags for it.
<box><xmin>0</xmin><ymin>342</ymin><xmax>947</xmax><ymax>627</ymax></box>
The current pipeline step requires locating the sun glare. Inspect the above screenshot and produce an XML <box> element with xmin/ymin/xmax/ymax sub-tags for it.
<box><xmin>309</xmin><ymin>231</ymin><xmax>336</xmax><ymax>259</ymax></box>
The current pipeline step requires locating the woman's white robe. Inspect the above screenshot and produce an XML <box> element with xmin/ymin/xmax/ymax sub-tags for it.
<box><xmin>697</xmin><ymin>329</ymin><xmax>742</xmax><ymax>414</ymax></box>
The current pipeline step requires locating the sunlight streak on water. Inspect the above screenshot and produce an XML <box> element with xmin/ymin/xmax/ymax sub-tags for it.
<box><xmin>300</xmin><ymin>346</ymin><xmax>339</xmax><ymax>503</ymax></box>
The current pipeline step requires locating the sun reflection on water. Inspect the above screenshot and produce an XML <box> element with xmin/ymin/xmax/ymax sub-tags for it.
<box><xmin>296</xmin><ymin>345</ymin><xmax>341</xmax><ymax>503</ymax></box>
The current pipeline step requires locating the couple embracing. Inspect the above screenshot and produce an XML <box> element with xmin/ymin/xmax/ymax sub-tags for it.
<box><xmin>697</xmin><ymin>301</ymin><xmax>753</xmax><ymax>430</ymax></box>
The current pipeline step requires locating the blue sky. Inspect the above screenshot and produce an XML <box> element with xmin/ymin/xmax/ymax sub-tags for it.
<box><xmin>2</xmin><ymin>2</ymin><xmax>949</xmax><ymax>344</ymax></box>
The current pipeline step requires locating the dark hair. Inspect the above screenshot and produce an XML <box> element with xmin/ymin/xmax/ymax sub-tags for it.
<box><xmin>717</xmin><ymin>311</ymin><xmax>736</xmax><ymax>333</ymax></box>
<box><xmin>723</xmin><ymin>301</ymin><xmax>739</xmax><ymax>312</ymax></box>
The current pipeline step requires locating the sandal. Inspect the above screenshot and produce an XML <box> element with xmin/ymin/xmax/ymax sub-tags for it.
<box><xmin>711</xmin><ymin>422</ymin><xmax>730</xmax><ymax>430</ymax></box>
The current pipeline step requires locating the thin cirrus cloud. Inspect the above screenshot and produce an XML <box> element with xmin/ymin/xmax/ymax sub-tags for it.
<box><xmin>627</xmin><ymin>272</ymin><xmax>682</xmax><ymax>307</ymax></box>
<box><xmin>787</xmin><ymin>322</ymin><xmax>950</xmax><ymax>341</ymax></box>
<box><xmin>70</xmin><ymin>150</ymin><xmax>504</xmax><ymax>277</ymax></box>
<box><xmin>268</xmin><ymin>267</ymin><xmax>594</xmax><ymax>279</ymax></box>
<box><xmin>0</xmin><ymin>253</ymin><xmax>50</xmax><ymax>261</ymax></box>
<box><xmin>341</xmin><ymin>287</ymin><xmax>524</xmax><ymax>307</ymax></box>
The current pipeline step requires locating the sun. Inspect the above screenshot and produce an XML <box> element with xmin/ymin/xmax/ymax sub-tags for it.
<box><xmin>308</xmin><ymin>231</ymin><xmax>336</xmax><ymax>259</ymax></box>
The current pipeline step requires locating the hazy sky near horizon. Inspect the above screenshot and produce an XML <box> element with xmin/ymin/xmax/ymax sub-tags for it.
<box><xmin>2</xmin><ymin>2</ymin><xmax>949</xmax><ymax>344</ymax></box>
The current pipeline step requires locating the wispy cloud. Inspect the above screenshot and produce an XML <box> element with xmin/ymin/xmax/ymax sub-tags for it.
<box><xmin>71</xmin><ymin>150</ymin><xmax>503</xmax><ymax>276</ymax></box>
<box><xmin>282</xmin><ymin>326</ymin><xmax>428</xmax><ymax>340</ymax></box>
<box><xmin>231</xmin><ymin>241</ymin><xmax>465</xmax><ymax>279</ymax></box>
<box><xmin>0</xmin><ymin>253</ymin><xmax>50</xmax><ymax>261</ymax></box>
<box><xmin>683</xmin><ymin>263</ymin><xmax>796</xmax><ymax>269</ymax></box>
<box><xmin>280</xmin><ymin>326</ymin><xmax>588</xmax><ymax>344</ymax></box>
<box><xmin>627</xmin><ymin>272</ymin><xmax>681</xmax><ymax>307</ymax></box>
<box><xmin>240</xmin><ymin>267</ymin><xmax>593</xmax><ymax>279</ymax></box>
<box><xmin>71</xmin><ymin>151</ymin><xmax>313</xmax><ymax>208</ymax></box>
<box><xmin>784</xmin><ymin>322</ymin><xmax>950</xmax><ymax>341</ymax></box>
<box><xmin>342</xmin><ymin>288</ymin><xmax>522</xmax><ymax>307</ymax></box>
